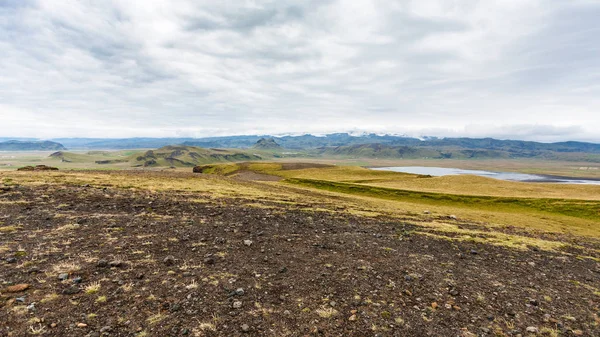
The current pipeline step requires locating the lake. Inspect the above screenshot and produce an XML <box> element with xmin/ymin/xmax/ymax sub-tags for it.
<box><xmin>372</xmin><ymin>166</ymin><xmax>600</xmax><ymax>185</ymax></box>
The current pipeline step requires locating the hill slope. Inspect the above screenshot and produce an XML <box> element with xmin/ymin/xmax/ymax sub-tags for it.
<box><xmin>129</xmin><ymin>145</ymin><xmax>263</xmax><ymax>167</ymax></box>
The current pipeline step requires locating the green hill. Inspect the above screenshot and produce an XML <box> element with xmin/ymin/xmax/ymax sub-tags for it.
<box><xmin>129</xmin><ymin>145</ymin><xmax>263</xmax><ymax>167</ymax></box>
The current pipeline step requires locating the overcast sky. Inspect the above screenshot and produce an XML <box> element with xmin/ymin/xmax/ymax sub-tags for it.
<box><xmin>1</xmin><ymin>0</ymin><xmax>600</xmax><ymax>142</ymax></box>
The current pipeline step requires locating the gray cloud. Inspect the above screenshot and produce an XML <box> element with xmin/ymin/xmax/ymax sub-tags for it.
<box><xmin>1</xmin><ymin>0</ymin><xmax>600</xmax><ymax>141</ymax></box>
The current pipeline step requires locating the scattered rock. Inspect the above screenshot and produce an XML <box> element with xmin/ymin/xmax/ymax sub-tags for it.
<box><xmin>97</xmin><ymin>260</ymin><xmax>108</xmax><ymax>268</ymax></box>
<box><xmin>525</xmin><ymin>326</ymin><xmax>538</xmax><ymax>333</ymax></box>
<box><xmin>449</xmin><ymin>215</ymin><xmax>457</xmax><ymax>220</ymax></box>
<box><xmin>529</xmin><ymin>298</ymin><xmax>539</xmax><ymax>306</ymax></box>
<box><xmin>6</xmin><ymin>284</ymin><xmax>29</xmax><ymax>293</ymax></box>
<box><xmin>6</xmin><ymin>257</ymin><xmax>17</xmax><ymax>264</ymax></box>
<box><xmin>109</xmin><ymin>260</ymin><xmax>123</xmax><ymax>268</ymax></box>
<box><xmin>163</xmin><ymin>255</ymin><xmax>176</xmax><ymax>266</ymax></box>
<box><xmin>470</xmin><ymin>249</ymin><xmax>478</xmax><ymax>255</ymax></box>
<box><xmin>62</xmin><ymin>286</ymin><xmax>80</xmax><ymax>295</ymax></box>
<box><xmin>58</xmin><ymin>273</ymin><xmax>69</xmax><ymax>281</ymax></box>
<box><xmin>203</xmin><ymin>257</ymin><xmax>215</xmax><ymax>265</ymax></box>
<box><xmin>73</xmin><ymin>277</ymin><xmax>83</xmax><ymax>284</ymax></box>
<box><xmin>243</xmin><ymin>239</ymin><xmax>253</xmax><ymax>246</ymax></box>
<box><xmin>235</xmin><ymin>288</ymin><xmax>245</xmax><ymax>296</ymax></box>
<box><xmin>241</xmin><ymin>324</ymin><xmax>250</xmax><ymax>332</ymax></box>
<box><xmin>27</xmin><ymin>303</ymin><xmax>35</xmax><ymax>311</ymax></box>
<box><xmin>100</xmin><ymin>326</ymin><xmax>112</xmax><ymax>333</ymax></box>
<box><xmin>349</xmin><ymin>314</ymin><xmax>357</xmax><ymax>321</ymax></box>
<box><xmin>423</xmin><ymin>210</ymin><xmax>430</xmax><ymax>214</ymax></box>
<box><xmin>15</xmin><ymin>297</ymin><xmax>25</xmax><ymax>303</ymax></box>
<box><xmin>77</xmin><ymin>323</ymin><xmax>88</xmax><ymax>328</ymax></box>
<box><xmin>449</xmin><ymin>289</ymin><xmax>460</xmax><ymax>297</ymax></box>
<box><xmin>232</xmin><ymin>301</ymin><xmax>242</xmax><ymax>309</ymax></box>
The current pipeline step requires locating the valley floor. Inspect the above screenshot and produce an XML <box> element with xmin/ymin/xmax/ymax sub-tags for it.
<box><xmin>0</xmin><ymin>171</ymin><xmax>599</xmax><ymax>336</ymax></box>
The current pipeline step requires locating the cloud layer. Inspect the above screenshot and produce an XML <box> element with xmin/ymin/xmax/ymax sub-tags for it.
<box><xmin>1</xmin><ymin>0</ymin><xmax>600</xmax><ymax>141</ymax></box>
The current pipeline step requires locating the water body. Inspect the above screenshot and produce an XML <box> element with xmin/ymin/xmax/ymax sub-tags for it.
<box><xmin>372</xmin><ymin>166</ymin><xmax>600</xmax><ymax>185</ymax></box>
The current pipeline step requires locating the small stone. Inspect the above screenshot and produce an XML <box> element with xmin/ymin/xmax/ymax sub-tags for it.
<box><xmin>16</xmin><ymin>297</ymin><xmax>25</xmax><ymax>303</ymax></box>
<box><xmin>243</xmin><ymin>240</ymin><xmax>253</xmax><ymax>247</ymax></box>
<box><xmin>235</xmin><ymin>288</ymin><xmax>245</xmax><ymax>296</ymax></box>
<box><xmin>73</xmin><ymin>277</ymin><xmax>83</xmax><ymax>284</ymax></box>
<box><xmin>97</xmin><ymin>260</ymin><xmax>108</xmax><ymax>268</ymax></box>
<box><xmin>109</xmin><ymin>260</ymin><xmax>123</xmax><ymax>268</ymax></box>
<box><xmin>525</xmin><ymin>326</ymin><xmax>538</xmax><ymax>333</ymax></box>
<box><xmin>203</xmin><ymin>257</ymin><xmax>215</xmax><ymax>265</ymax></box>
<box><xmin>163</xmin><ymin>255</ymin><xmax>176</xmax><ymax>266</ymax></box>
<box><xmin>27</xmin><ymin>303</ymin><xmax>35</xmax><ymax>311</ymax></box>
<box><xmin>423</xmin><ymin>210</ymin><xmax>430</xmax><ymax>214</ymax></box>
<box><xmin>58</xmin><ymin>273</ymin><xmax>69</xmax><ymax>281</ymax></box>
<box><xmin>449</xmin><ymin>289</ymin><xmax>460</xmax><ymax>296</ymax></box>
<box><xmin>50</xmin><ymin>323</ymin><xmax>57</xmax><ymax>328</ymax></box>
<box><xmin>6</xmin><ymin>257</ymin><xmax>17</xmax><ymax>264</ymax></box>
<box><xmin>62</xmin><ymin>286</ymin><xmax>80</xmax><ymax>295</ymax></box>
<box><xmin>77</xmin><ymin>323</ymin><xmax>88</xmax><ymax>328</ymax></box>
<box><xmin>100</xmin><ymin>326</ymin><xmax>112</xmax><ymax>333</ymax></box>
<box><xmin>232</xmin><ymin>301</ymin><xmax>242</xmax><ymax>309</ymax></box>
<box><xmin>241</xmin><ymin>324</ymin><xmax>250</xmax><ymax>332</ymax></box>
<box><xmin>279</xmin><ymin>266</ymin><xmax>287</xmax><ymax>273</ymax></box>
<box><xmin>449</xmin><ymin>215</ymin><xmax>457</xmax><ymax>220</ymax></box>
<box><xmin>470</xmin><ymin>249</ymin><xmax>478</xmax><ymax>255</ymax></box>
<box><xmin>529</xmin><ymin>298</ymin><xmax>539</xmax><ymax>306</ymax></box>
<box><xmin>6</xmin><ymin>284</ymin><xmax>29</xmax><ymax>292</ymax></box>
<box><xmin>349</xmin><ymin>314</ymin><xmax>357</xmax><ymax>321</ymax></box>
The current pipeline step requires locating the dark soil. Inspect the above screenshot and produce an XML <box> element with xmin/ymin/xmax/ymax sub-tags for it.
<box><xmin>1</xmin><ymin>179</ymin><xmax>599</xmax><ymax>336</ymax></box>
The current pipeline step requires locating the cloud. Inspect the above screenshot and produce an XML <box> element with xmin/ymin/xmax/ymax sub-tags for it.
<box><xmin>1</xmin><ymin>0</ymin><xmax>600</xmax><ymax>142</ymax></box>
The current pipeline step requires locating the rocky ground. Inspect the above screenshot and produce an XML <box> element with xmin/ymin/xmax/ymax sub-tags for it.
<box><xmin>1</xmin><ymin>176</ymin><xmax>599</xmax><ymax>336</ymax></box>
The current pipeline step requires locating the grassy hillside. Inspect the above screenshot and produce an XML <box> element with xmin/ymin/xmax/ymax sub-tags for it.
<box><xmin>128</xmin><ymin>145</ymin><xmax>263</xmax><ymax>167</ymax></box>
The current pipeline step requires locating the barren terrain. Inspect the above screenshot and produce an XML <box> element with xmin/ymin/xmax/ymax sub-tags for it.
<box><xmin>1</xmin><ymin>170</ymin><xmax>599</xmax><ymax>336</ymax></box>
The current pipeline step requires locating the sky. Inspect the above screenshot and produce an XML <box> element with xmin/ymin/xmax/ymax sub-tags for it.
<box><xmin>1</xmin><ymin>0</ymin><xmax>600</xmax><ymax>142</ymax></box>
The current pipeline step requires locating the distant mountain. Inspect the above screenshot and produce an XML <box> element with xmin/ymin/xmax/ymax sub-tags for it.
<box><xmin>318</xmin><ymin>142</ymin><xmax>600</xmax><ymax>162</ymax></box>
<box><xmin>51</xmin><ymin>137</ymin><xmax>197</xmax><ymax>149</ymax></box>
<box><xmin>420</xmin><ymin>138</ymin><xmax>600</xmax><ymax>153</ymax></box>
<box><xmin>2</xmin><ymin>133</ymin><xmax>598</xmax><ymax>156</ymax></box>
<box><xmin>0</xmin><ymin>140</ymin><xmax>66</xmax><ymax>151</ymax></box>
<box><xmin>253</xmin><ymin>138</ymin><xmax>282</xmax><ymax>149</ymax></box>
